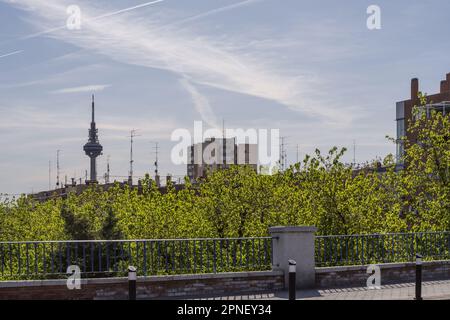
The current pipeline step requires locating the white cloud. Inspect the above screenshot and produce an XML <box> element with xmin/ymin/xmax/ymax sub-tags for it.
<box><xmin>3</xmin><ymin>0</ymin><xmax>354</xmax><ymax>124</ymax></box>
<box><xmin>0</xmin><ymin>105</ymin><xmax>179</xmax><ymax>139</ymax></box>
<box><xmin>0</xmin><ymin>63</ymin><xmax>106</xmax><ymax>89</ymax></box>
<box><xmin>51</xmin><ymin>84</ymin><xmax>111</xmax><ymax>94</ymax></box>
<box><xmin>179</xmin><ymin>78</ymin><xmax>218</xmax><ymax>128</ymax></box>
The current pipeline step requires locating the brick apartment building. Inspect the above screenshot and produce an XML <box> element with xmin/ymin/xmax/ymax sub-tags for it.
<box><xmin>396</xmin><ymin>73</ymin><xmax>450</xmax><ymax>164</ymax></box>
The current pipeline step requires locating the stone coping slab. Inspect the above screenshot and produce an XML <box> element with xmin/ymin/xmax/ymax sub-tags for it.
<box><xmin>269</xmin><ymin>226</ymin><xmax>317</xmax><ymax>233</ymax></box>
<box><xmin>0</xmin><ymin>270</ymin><xmax>283</xmax><ymax>288</ymax></box>
<box><xmin>316</xmin><ymin>259</ymin><xmax>450</xmax><ymax>273</ymax></box>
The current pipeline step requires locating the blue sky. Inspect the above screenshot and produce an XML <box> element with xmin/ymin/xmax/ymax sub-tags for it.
<box><xmin>1</xmin><ymin>0</ymin><xmax>450</xmax><ymax>194</ymax></box>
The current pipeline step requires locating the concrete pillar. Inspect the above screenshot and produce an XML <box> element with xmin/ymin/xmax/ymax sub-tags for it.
<box><xmin>269</xmin><ymin>226</ymin><xmax>317</xmax><ymax>289</ymax></box>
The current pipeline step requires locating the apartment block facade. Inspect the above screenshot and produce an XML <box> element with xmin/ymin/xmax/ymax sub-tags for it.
<box><xmin>187</xmin><ymin>137</ymin><xmax>258</xmax><ymax>180</ymax></box>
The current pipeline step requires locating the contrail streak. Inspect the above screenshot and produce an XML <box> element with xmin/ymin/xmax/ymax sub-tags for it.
<box><xmin>22</xmin><ymin>0</ymin><xmax>258</xmax><ymax>39</ymax></box>
<box><xmin>93</xmin><ymin>0</ymin><xmax>165</xmax><ymax>20</ymax></box>
<box><xmin>0</xmin><ymin>50</ymin><xmax>23</xmax><ymax>59</ymax></box>
<box><xmin>21</xmin><ymin>0</ymin><xmax>165</xmax><ymax>40</ymax></box>
<box><xmin>160</xmin><ymin>0</ymin><xmax>261</xmax><ymax>30</ymax></box>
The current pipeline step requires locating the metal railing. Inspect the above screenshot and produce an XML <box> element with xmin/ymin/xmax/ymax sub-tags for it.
<box><xmin>0</xmin><ymin>237</ymin><xmax>273</xmax><ymax>280</ymax></box>
<box><xmin>315</xmin><ymin>231</ymin><xmax>450</xmax><ymax>267</ymax></box>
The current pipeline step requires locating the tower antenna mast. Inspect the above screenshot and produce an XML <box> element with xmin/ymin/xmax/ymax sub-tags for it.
<box><xmin>83</xmin><ymin>94</ymin><xmax>103</xmax><ymax>184</ymax></box>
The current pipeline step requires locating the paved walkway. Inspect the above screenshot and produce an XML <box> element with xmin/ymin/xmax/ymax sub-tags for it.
<box><xmin>195</xmin><ymin>280</ymin><xmax>450</xmax><ymax>300</ymax></box>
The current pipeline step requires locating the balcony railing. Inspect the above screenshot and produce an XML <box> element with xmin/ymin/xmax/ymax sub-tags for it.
<box><xmin>0</xmin><ymin>237</ymin><xmax>273</xmax><ymax>280</ymax></box>
<box><xmin>5</xmin><ymin>231</ymin><xmax>450</xmax><ymax>279</ymax></box>
<box><xmin>315</xmin><ymin>231</ymin><xmax>450</xmax><ymax>267</ymax></box>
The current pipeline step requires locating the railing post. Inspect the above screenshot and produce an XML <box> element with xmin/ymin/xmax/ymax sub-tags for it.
<box><xmin>128</xmin><ymin>266</ymin><xmax>137</xmax><ymax>300</ymax></box>
<box><xmin>269</xmin><ymin>226</ymin><xmax>317</xmax><ymax>289</ymax></box>
<box><xmin>289</xmin><ymin>259</ymin><xmax>296</xmax><ymax>300</ymax></box>
<box><xmin>415</xmin><ymin>254</ymin><xmax>422</xmax><ymax>301</ymax></box>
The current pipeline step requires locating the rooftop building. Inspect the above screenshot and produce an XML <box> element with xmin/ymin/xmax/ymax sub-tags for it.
<box><xmin>187</xmin><ymin>137</ymin><xmax>258</xmax><ymax>181</ymax></box>
<box><xmin>396</xmin><ymin>73</ymin><xmax>450</xmax><ymax>164</ymax></box>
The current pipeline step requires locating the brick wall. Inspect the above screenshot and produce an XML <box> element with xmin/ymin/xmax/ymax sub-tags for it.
<box><xmin>0</xmin><ymin>271</ymin><xmax>284</xmax><ymax>300</ymax></box>
<box><xmin>316</xmin><ymin>260</ymin><xmax>450</xmax><ymax>289</ymax></box>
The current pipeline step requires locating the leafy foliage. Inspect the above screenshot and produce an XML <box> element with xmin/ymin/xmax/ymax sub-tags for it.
<box><xmin>0</xmin><ymin>96</ymin><xmax>448</xmax><ymax>241</ymax></box>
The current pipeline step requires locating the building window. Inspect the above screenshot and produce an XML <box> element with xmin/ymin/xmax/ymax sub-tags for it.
<box><xmin>396</xmin><ymin>118</ymin><xmax>405</xmax><ymax>139</ymax></box>
<box><xmin>421</xmin><ymin>103</ymin><xmax>450</xmax><ymax>118</ymax></box>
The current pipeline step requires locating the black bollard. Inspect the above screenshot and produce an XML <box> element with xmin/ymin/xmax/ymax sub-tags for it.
<box><xmin>415</xmin><ymin>254</ymin><xmax>422</xmax><ymax>301</ymax></box>
<box><xmin>128</xmin><ymin>266</ymin><xmax>137</xmax><ymax>300</ymax></box>
<box><xmin>288</xmin><ymin>259</ymin><xmax>296</xmax><ymax>300</ymax></box>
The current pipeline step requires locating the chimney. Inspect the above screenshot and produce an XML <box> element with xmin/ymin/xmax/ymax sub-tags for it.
<box><xmin>441</xmin><ymin>80</ymin><xmax>449</xmax><ymax>93</ymax></box>
<box><xmin>411</xmin><ymin>78</ymin><xmax>419</xmax><ymax>100</ymax></box>
<box><xmin>444</xmin><ymin>73</ymin><xmax>450</xmax><ymax>92</ymax></box>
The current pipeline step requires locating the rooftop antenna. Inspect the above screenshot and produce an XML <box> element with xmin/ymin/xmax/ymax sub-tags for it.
<box><xmin>48</xmin><ymin>160</ymin><xmax>51</xmax><ymax>190</ymax></box>
<box><xmin>284</xmin><ymin>140</ymin><xmax>288</xmax><ymax>170</ymax></box>
<box><xmin>353</xmin><ymin>140</ymin><xmax>356</xmax><ymax>166</ymax></box>
<box><xmin>151</xmin><ymin>142</ymin><xmax>159</xmax><ymax>177</ymax></box>
<box><xmin>150</xmin><ymin>141</ymin><xmax>160</xmax><ymax>186</ymax></box>
<box><xmin>129</xmin><ymin>129</ymin><xmax>141</xmax><ymax>185</ymax></box>
<box><xmin>105</xmin><ymin>155</ymin><xmax>111</xmax><ymax>184</ymax></box>
<box><xmin>56</xmin><ymin>150</ymin><xmax>61</xmax><ymax>188</ymax></box>
<box><xmin>279</xmin><ymin>137</ymin><xmax>288</xmax><ymax>171</ymax></box>
<box><xmin>279</xmin><ymin>137</ymin><xmax>283</xmax><ymax>171</ymax></box>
